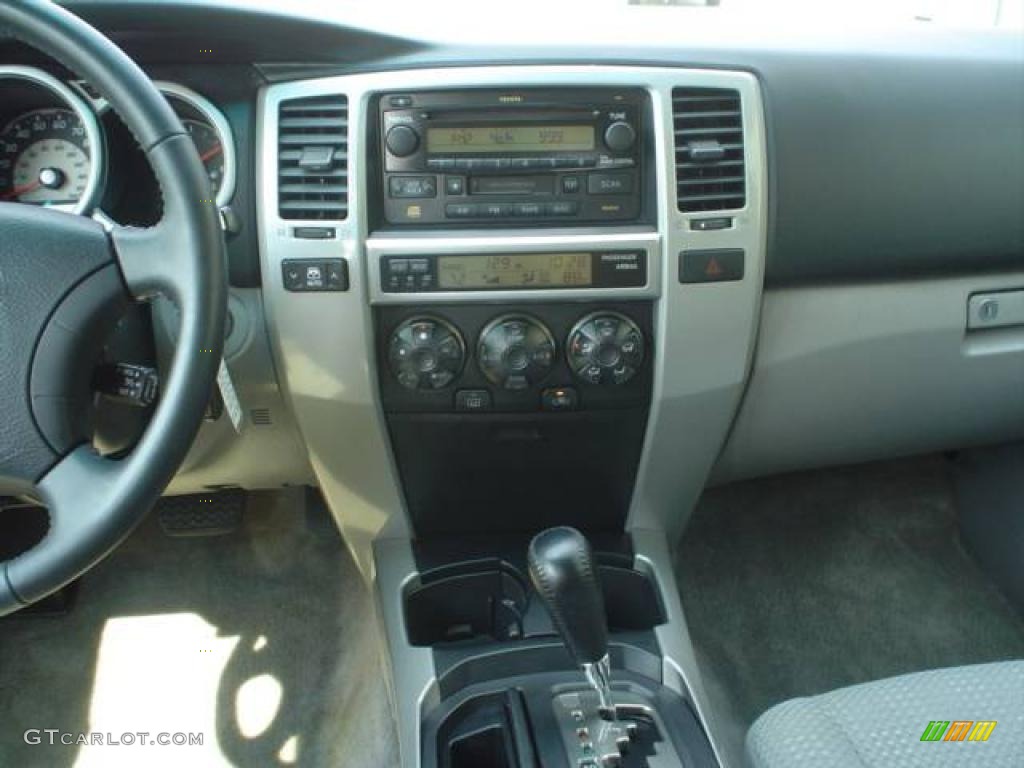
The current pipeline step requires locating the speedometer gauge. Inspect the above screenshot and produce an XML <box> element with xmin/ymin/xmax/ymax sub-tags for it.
<box><xmin>0</xmin><ymin>66</ymin><xmax>104</xmax><ymax>215</ymax></box>
<box><xmin>0</xmin><ymin>108</ymin><xmax>91</xmax><ymax>206</ymax></box>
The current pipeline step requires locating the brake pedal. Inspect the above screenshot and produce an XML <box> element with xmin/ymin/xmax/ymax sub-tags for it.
<box><xmin>157</xmin><ymin>490</ymin><xmax>245</xmax><ymax>537</ymax></box>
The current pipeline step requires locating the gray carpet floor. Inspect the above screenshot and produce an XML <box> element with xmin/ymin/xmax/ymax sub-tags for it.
<box><xmin>677</xmin><ymin>455</ymin><xmax>1024</xmax><ymax>749</ymax></box>
<box><xmin>0</xmin><ymin>489</ymin><xmax>398</xmax><ymax>767</ymax></box>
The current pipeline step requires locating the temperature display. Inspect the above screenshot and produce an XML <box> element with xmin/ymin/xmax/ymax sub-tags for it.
<box><xmin>427</xmin><ymin>125</ymin><xmax>594</xmax><ymax>153</ymax></box>
<box><xmin>437</xmin><ymin>253</ymin><xmax>593</xmax><ymax>290</ymax></box>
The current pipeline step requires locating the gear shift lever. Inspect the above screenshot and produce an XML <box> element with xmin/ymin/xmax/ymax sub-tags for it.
<box><xmin>527</xmin><ymin>526</ymin><xmax>614</xmax><ymax>714</ymax></box>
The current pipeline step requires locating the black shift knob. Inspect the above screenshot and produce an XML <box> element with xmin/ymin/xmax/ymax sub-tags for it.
<box><xmin>527</xmin><ymin>526</ymin><xmax>608</xmax><ymax>665</ymax></box>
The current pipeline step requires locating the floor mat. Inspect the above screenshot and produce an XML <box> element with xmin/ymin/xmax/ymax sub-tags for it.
<box><xmin>676</xmin><ymin>455</ymin><xmax>1024</xmax><ymax>734</ymax></box>
<box><xmin>0</xmin><ymin>489</ymin><xmax>398</xmax><ymax>768</ymax></box>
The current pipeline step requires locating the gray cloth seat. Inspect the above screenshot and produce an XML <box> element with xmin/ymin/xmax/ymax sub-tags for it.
<box><xmin>745</xmin><ymin>661</ymin><xmax>1024</xmax><ymax>768</ymax></box>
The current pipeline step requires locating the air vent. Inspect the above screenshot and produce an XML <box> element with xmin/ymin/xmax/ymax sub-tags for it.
<box><xmin>277</xmin><ymin>95</ymin><xmax>348</xmax><ymax>220</ymax></box>
<box><xmin>672</xmin><ymin>87</ymin><xmax>745</xmax><ymax>213</ymax></box>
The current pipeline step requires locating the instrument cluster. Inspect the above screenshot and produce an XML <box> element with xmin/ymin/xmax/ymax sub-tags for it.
<box><xmin>0</xmin><ymin>66</ymin><xmax>235</xmax><ymax>225</ymax></box>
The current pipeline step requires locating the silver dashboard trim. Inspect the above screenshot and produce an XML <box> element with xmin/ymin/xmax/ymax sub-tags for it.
<box><xmin>0</xmin><ymin>66</ymin><xmax>105</xmax><ymax>217</ymax></box>
<box><xmin>257</xmin><ymin>65</ymin><xmax>767</xmax><ymax>768</ymax></box>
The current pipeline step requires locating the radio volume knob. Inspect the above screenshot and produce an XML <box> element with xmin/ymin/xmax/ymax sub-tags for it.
<box><xmin>386</xmin><ymin>124</ymin><xmax>420</xmax><ymax>157</ymax></box>
<box><xmin>604</xmin><ymin>121</ymin><xmax>636</xmax><ymax>153</ymax></box>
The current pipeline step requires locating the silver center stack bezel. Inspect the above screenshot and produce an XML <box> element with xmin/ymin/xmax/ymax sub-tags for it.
<box><xmin>257</xmin><ymin>65</ymin><xmax>767</xmax><ymax>768</ymax></box>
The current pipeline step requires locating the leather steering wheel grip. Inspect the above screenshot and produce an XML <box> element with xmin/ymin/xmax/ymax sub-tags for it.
<box><xmin>0</xmin><ymin>1</ymin><xmax>225</xmax><ymax>615</ymax></box>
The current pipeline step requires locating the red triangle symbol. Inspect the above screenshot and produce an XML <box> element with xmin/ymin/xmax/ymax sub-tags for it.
<box><xmin>705</xmin><ymin>257</ymin><xmax>723</xmax><ymax>277</ymax></box>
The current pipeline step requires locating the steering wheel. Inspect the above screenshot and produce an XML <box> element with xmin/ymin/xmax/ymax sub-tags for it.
<box><xmin>0</xmin><ymin>2</ymin><xmax>225</xmax><ymax>614</ymax></box>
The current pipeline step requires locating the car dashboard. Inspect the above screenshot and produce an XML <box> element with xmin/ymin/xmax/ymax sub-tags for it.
<box><xmin>1</xmin><ymin>3</ymin><xmax>1021</xmax><ymax>766</ymax></box>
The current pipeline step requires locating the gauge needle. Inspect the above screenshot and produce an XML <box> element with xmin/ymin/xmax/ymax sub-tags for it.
<box><xmin>199</xmin><ymin>144</ymin><xmax>223</xmax><ymax>163</ymax></box>
<box><xmin>0</xmin><ymin>180</ymin><xmax>41</xmax><ymax>200</ymax></box>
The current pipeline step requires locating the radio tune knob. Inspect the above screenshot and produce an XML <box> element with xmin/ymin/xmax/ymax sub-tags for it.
<box><xmin>604</xmin><ymin>121</ymin><xmax>636</xmax><ymax>153</ymax></box>
<box><xmin>386</xmin><ymin>124</ymin><xmax>420</xmax><ymax>157</ymax></box>
<box><xmin>389</xmin><ymin>316</ymin><xmax>465</xmax><ymax>391</ymax></box>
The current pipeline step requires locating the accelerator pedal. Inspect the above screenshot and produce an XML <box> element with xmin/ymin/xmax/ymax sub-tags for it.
<box><xmin>157</xmin><ymin>490</ymin><xmax>245</xmax><ymax>537</ymax></box>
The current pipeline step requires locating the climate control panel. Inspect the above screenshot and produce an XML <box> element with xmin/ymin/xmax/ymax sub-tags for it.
<box><xmin>376</xmin><ymin>302</ymin><xmax>652</xmax><ymax>413</ymax></box>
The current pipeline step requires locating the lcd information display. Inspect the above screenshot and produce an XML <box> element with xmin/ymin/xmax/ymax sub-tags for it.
<box><xmin>426</xmin><ymin>125</ymin><xmax>595</xmax><ymax>153</ymax></box>
<box><xmin>437</xmin><ymin>253</ymin><xmax>592</xmax><ymax>289</ymax></box>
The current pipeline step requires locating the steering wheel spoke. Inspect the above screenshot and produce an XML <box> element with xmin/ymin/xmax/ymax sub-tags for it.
<box><xmin>111</xmin><ymin>222</ymin><xmax>177</xmax><ymax>300</ymax></box>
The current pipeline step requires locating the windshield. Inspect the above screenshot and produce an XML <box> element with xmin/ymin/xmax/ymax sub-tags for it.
<box><xmin>239</xmin><ymin>0</ymin><xmax>1022</xmax><ymax>31</ymax></box>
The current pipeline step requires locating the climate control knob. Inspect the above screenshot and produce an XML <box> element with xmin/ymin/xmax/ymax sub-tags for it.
<box><xmin>567</xmin><ymin>312</ymin><xmax>644</xmax><ymax>386</ymax></box>
<box><xmin>478</xmin><ymin>315</ymin><xmax>556</xmax><ymax>391</ymax></box>
<box><xmin>388</xmin><ymin>316</ymin><xmax>465</xmax><ymax>391</ymax></box>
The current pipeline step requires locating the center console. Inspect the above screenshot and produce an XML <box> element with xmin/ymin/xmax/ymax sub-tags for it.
<box><xmin>367</xmin><ymin>85</ymin><xmax>711</xmax><ymax>768</ymax></box>
<box><xmin>258</xmin><ymin>64</ymin><xmax>767</xmax><ymax>768</ymax></box>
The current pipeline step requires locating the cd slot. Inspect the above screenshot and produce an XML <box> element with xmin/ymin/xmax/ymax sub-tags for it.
<box><xmin>470</xmin><ymin>175</ymin><xmax>553</xmax><ymax>196</ymax></box>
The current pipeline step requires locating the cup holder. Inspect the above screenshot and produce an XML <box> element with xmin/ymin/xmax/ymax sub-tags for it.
<box><xmin>404</xmin><ymin>562</ymin><xmax>529</xmax><ymax>646</ymax></box>
<box><xmin>403</xmin><ymin>558</ymin><xmax>665</xmax><ymax>648</ymax></box>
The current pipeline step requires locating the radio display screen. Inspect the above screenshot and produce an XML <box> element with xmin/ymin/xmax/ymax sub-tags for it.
<box><xmin>426</xmin><ymin>125</ymin><xmax>595</xmax><ymax>153</ymax></box>
<box><xmin>437</xmin><ymin>253</ymin><xmax>592</xmax><ymax>289</ymax></box>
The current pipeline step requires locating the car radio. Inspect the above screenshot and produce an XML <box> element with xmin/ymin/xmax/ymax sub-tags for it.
<box><xmin>379</xmin><ymin>88</ymin><xmax>647</xmax><ymax>226</ymax></box>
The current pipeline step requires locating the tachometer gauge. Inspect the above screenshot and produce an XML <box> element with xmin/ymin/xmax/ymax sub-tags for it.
<box><xmin>182</xmin><ymin>118</ymin><xmax>224</xmax><ymax>196</ymax></box>
<box><xmin>158</xmin><ymin>82</ymin><xmax>236</xmax><ymax>208</ymax></box>
<box><xmin>0</xmin><ymin>107</ymin><xmax>92</xmax><ymax>206</ymax></box>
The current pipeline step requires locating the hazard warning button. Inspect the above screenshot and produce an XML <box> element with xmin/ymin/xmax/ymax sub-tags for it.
<box><xmin>679</xmin><ymin>249</ymin><xmax>745</xmax><ymax>284</ymax></box>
